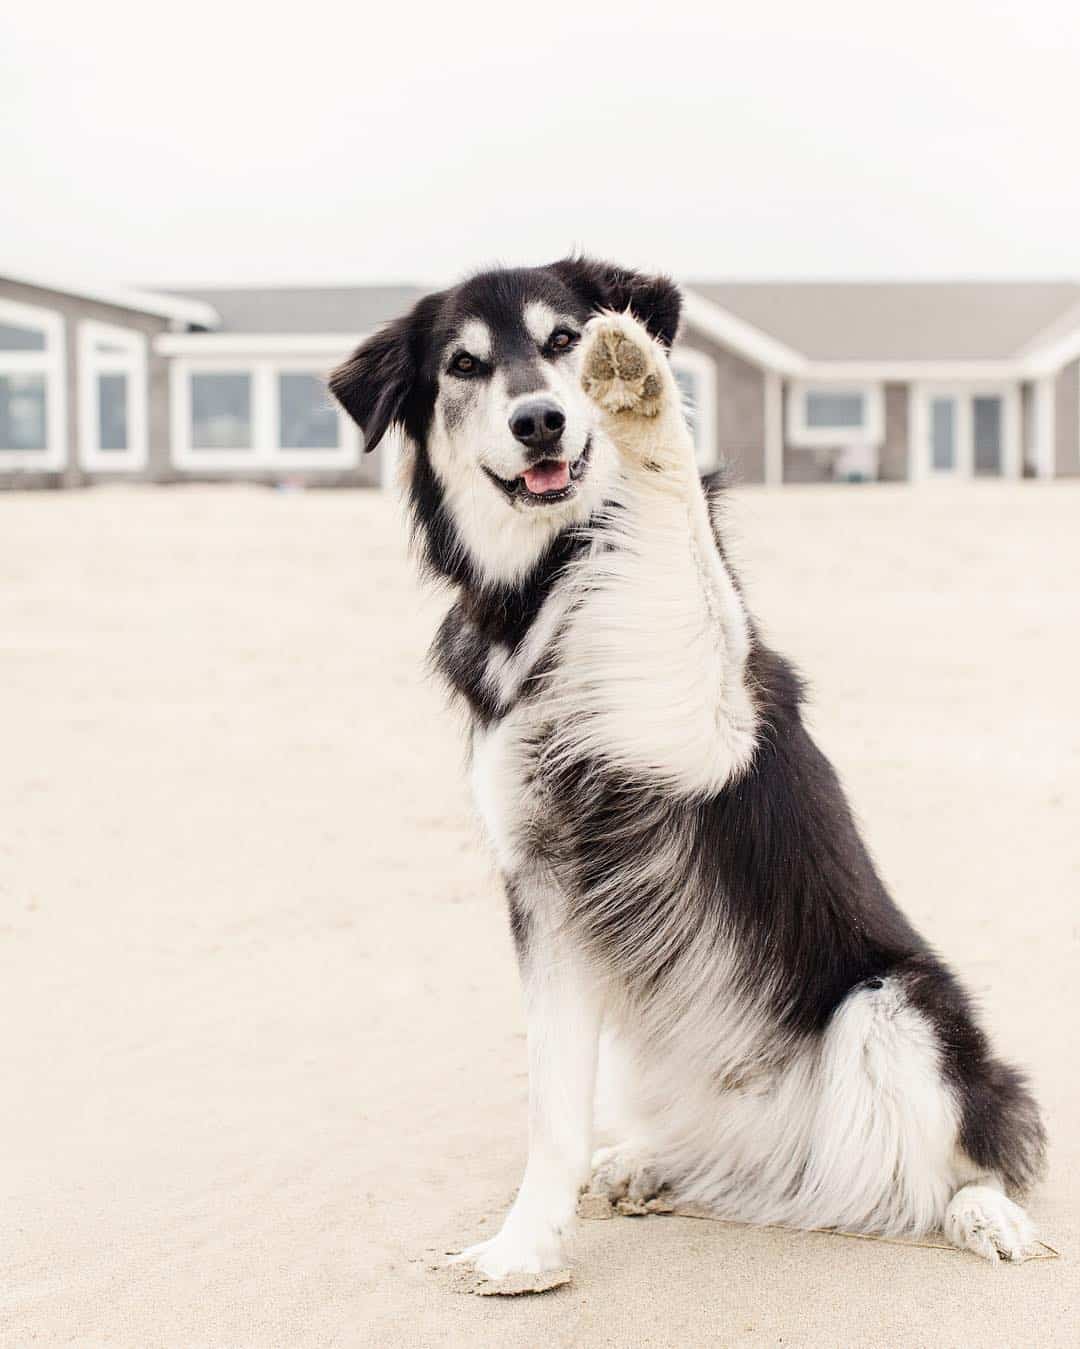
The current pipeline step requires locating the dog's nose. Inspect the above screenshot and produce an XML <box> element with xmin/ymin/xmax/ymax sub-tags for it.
<box><xmin>509</xmin><ymin>397</ymin><xmax>565</xmax><ymax>451</ymax></box>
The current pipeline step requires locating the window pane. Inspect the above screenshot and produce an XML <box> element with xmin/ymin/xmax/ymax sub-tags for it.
<box><xmin>805</xmin><ymin>391</ymin><xmax>864</xmax><ymax>428</ymax></box>
<box><xmin>930</xmin><ymin>397</ymin><xmax>955</xmax><ymax>470</ymax></box>
<box><xmin>0</xmin><ymin>373</ymin><xmax>47</xmax><ymax>450</ymax></box>
<box><xmin>673</xmin><ymin>367</ymin><xmax>699</xmax><ymax>446</ymax></box>
<box><xmin>973</xmin><ymin>396</ymin><xmax>1002</xmax><ymax>476</ymax></box>
<box><xmin>0</xmin><ymin>322</ymin><xmax>47</xmax><ymax>352</ymax></box>
<box><xmin>98</xmin><ymin>373</ymin><xmax>128</xmax><ymax>451</ymax></box>
<box><xmin>278</xmin><ymin>372</ymin><xmax>338</xmax><ymax>449</ymax></box>
<box><xmin>190</xmin><ymin>373</ymin><xmax>251</xmax><ymax>449</ymax></box>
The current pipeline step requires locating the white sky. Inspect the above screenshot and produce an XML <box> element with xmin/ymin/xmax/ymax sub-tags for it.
<box><xmin>3</xmin><ymin>0</ymin><xmax>1080</xmax><ymax>288</ymax></box>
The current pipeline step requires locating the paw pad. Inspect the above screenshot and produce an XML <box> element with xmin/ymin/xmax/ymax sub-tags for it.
<box><xmin>581</xmin><ymin>319</ymin><xmax>664</xmax><ymax>418</ymax></box>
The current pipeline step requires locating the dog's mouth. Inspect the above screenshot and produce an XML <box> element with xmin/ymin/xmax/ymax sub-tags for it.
<box><xmin>483</xmin><ymin>437</ymin><xmax>591</xmax><ymax>507</ymax></box>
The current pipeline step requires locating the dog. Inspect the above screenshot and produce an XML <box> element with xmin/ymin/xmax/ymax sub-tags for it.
<box><xmin>329</xmin><ymin>258</ymin><xmax>1045</xmax><ymax>1283</ymax></box>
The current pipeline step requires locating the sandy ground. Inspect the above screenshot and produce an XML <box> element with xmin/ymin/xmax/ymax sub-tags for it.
<box><xmin>1</xmin><ymin>481</ymin><xmax>1078</xmax><ymax>1348</ymax></box>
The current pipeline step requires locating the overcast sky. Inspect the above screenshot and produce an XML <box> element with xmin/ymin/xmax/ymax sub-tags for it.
<box><xmin>3</xmin><ymin>1</ymin><xmax>1080</xmax><ymax>288</ymax></box>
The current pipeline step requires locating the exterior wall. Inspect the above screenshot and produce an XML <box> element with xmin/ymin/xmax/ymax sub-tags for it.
<box><xmin>1054</xmin><ymin>359</ymin><xmax>1080</xmax><ymax>477</ymax></box>
<box><xmin>781</xmin><ymin>385</ymin><xmax>835</xmax><ymax>482</ymax></box>
<box><xmin>783</xmin><ymin>381</ymin><xmax>909</xmax><ymax>483</ymax></box>
<box><xmin>676</xmin><ymin>330</ymin><xmax>766</xmax><ymax>483</ymax></box>
<box><xmin>879</xmin><ymin>383</ymin><xmax>910</xmax><ymax>480</ymax></box>
<box><xmin>1021</xmin><ymin>381</ymin><xmax>1035</xmax><ymax>476</ymax></box>
<box><xmin>0</xmin><ymin>277</ymin><xmax>170</xmax><ymax>489</ymax></box>
<box><xmin>0</xmin><ymin>278</ymin><xmax>380</xmax><ymax>489</ymax></box>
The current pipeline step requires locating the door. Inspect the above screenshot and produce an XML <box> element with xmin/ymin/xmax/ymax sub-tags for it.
<box><xmin>916</xmin><ymin>387</ymin><xmax>1015</xmax><ymax>479</ymax></box>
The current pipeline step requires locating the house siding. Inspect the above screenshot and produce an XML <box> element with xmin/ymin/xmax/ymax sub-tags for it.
<box><xmin>783</xmin><ymin>382</ymin><xmax>908</xmax><ymax>483</ymax></box>
<box><xmin>880</xmin><ymin>383</ymin><xmax>910</xmax><ymax>480</ymax></box>
<box><xmin>0</xmin><ymin>277</ymin><xmax>172</xmax><ymax>489</ymax></box>
<box><xmin>676</xmin><ymin>331</ymin><xmax>765</xmax><ymax>483</ymax></box>
<box><xmin>0</xmin><ymin>278</ymin><xmax>380</xmax><ymax>489</ymax></box>
<box><xmin>1054</xmin><ymin>358</ymin><xmax>1080</xmax><ymax>477</ymax></box>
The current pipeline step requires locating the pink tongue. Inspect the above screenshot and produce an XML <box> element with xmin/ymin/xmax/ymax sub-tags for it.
<box><xmin>522</xmin><ymin>460</ymin><xmax>570</xmax><ymax>494</ymax></box>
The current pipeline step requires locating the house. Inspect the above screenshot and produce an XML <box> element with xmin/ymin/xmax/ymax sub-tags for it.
<box><xmin>3</xmin><ymin>268</ymin><xmax>1080</xmax><ymax>489</ymax></box>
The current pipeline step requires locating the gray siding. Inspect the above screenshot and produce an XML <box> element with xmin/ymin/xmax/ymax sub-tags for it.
<box><xmin>676</xmin><ymin>331</ymin><xmax>766</xmax><ymax>483</ymax></box>
<box><xmin>1054</xmin><ymin>359</ymin><xmax>1080</xmax><ymax>477</ymax></box>
<box><xmin>0</xmin><ymin>277</ymin><xmax>171</xmax><ymax>489</ymax></box>
<box><xmin>0</xmin><ymin>278</ymin><xmax>379</xmax><ymax>489</ymax></box>
<box><xmin>784</xmin><ymin>382</ymin><xmax>910</xmax><ymax>484</ymax></box>
<box><xmin>880</xmin><ymin>383</ymin><xmax>910</xmax><ymax>481</ymax></box>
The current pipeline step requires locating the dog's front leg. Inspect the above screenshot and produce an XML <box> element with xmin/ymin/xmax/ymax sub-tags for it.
<box><xmin>454</xmin><ymin>915</ymin><xmax>602</xmax><ymax>1282</ymax></box>
<box><xmin>551</xmin><ymin>310</ymin><xmax>758</xmax><ymax>798</ymax></box>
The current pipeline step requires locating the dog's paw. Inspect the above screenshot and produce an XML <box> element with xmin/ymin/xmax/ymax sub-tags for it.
<box><xmin>581</xmin><ymin>312</ymin><xmax>667</xmax><ymax>419</ymax></box>
<box><xmin>448</xmin><ymin>1222</ymin><xmax>567</xmax><ymax>1283</ymax></box>
<box><xmin>944</xmin><ymin>1185</ymin><xmax>1039</xmax><ymax>1264</ymax></box>
<box><xmin>583</xmin><ymin>1143</ymin><xmax>665</xmax><ymax>1215</ymax></box>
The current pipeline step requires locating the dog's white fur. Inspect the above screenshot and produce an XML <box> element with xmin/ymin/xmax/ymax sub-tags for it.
<box><xmin>448</xmin><ymin>313</ymin><xmax>1037</xmax><ymax>1281</ymax></box>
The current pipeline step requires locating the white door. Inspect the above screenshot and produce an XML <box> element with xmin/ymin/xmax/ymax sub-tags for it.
<box><xmin>914</xmin><ymin>386</ymin><xmax>1019</xmax><ymax>480</ymax></box>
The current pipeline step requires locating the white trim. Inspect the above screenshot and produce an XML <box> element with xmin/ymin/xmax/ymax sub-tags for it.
<box><xmin>77</xmin><ymin>320</ymin><xmax>148</xmax><ymax>472</ymax></box>
<box><xmin>680</xmin><ymin>291</ymin><xmax>806</xmax><ymax>375</ymax></box>
<box><xmin>170</xmin><ymin>356</ymin><xmax>358</xmax><ymax>472</ymax></box>
<box><xmin>909</xmin><ymin>382</ymin><xmax>1022</xmax><ymax>482</ymax></box>
<box><xmin>156</xmin><ymin>332</ymin><xmax>364</xmax><ymax>357</ymax></box>
<box><xmin>0</xmin><ymin>296</ymin><xmax>67</xmax><ymax>470</ymax></box>
<box><xmin>1</xmin><ymin>268</ymin><xmax>217</xmax><ymax>328</ymax></box>
<box><xmin>803</xmin><ymin>359</ymin><xmax>1028</xmax><ymax>382</ymax></box>
<box><xmin>671</xmin><ymin>345</ymin><xmax>719</xmax><ymax>471</ymax></box>
<box><xmin>763</xmin><ymin>371</ymin><xmax>784</xmax><ymax>487</ymax></box>
<box><xmin>786</xmin><ymin>380</ymin><xmax>885</xmax><ymax>449</ymax></box>
<box><xmin>1030</xmin><ymin>377</ymin><xmax>1056</xmax><ymax>479</ymax></box>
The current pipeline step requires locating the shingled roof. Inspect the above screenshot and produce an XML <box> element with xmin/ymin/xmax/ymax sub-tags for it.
<box><xmin>685</xmin><ymin>281</ymin><xmax>1080</xmax><ymax>362</ymax></box>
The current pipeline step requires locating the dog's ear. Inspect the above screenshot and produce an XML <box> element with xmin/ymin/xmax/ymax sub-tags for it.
<box><xmin>550</xmin><ymin>256</ymin><xmax>682</xmax><ymax>348</ymax></box>
<box><xmin>329</xmin><ymin>301</ymin><xmax>431</xmax><ymax>454</ymax></box>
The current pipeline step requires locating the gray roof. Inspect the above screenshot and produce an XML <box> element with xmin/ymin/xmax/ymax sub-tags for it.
<box><xmin>161</xmin><ymin>284</ymin><xmax>424</xmax><ymax>334</ymax></box>
<box><xmin>686</xmin><ymin>281</ymin><xmax>1080</xmax><ymax>361</ymax></box>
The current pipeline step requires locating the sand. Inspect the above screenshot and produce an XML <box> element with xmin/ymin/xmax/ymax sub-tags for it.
<box><xmin>1</xmin><ymin>480</ymin><xmax>1077</xmax><ymax>1348</ymax></box>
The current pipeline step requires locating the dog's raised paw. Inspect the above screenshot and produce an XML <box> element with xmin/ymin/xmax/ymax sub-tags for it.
<box><xmin>581</xmin><ymin>312</ymin><xmax>666</xmax><ymax>418</ymax></box>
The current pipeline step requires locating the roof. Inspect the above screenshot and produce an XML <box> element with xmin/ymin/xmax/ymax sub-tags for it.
<box><xmin>0</xmin><ymin>268</ymin><xmax>220</xmax><ymax>328</ymax></box>
<box><xmin>160</xmin><ymin>285</ymin><xmax>424</xmax><ymax>335</ymax></box>
<box><xmin>685</xmin><ymin>281</ymin><xmax>1080</xmax><ymax>362</ymax></box>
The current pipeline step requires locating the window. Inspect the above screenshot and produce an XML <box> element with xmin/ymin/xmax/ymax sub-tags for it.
<box><xmin>972</xmin><ymin>395</ymin><xmax>1003</xmax><ymax>476</ymax></box>
<box><xmin>670</xmin><ymin>347</ymin><xmax>719</xmax><ymax>471</ymax></box>
<box><xmin>805</xmin><ymin>391</ymin><xmax>865</xmax><ymax>429</ymax></box>
<box><xmin>78</xmin><ymin>321</ymin><xmax>148</xmax><ymax>471</ymax></box>
<box><xmin>191</xmin><ymin>372</ymin><xmax>252</xmax><ymax>449</ymax></box>
<box><xmin>171</xmin><ymin>358</ymin><xmax>356</xmax><ymax>471</ymax></box>
<box><xmin>930</xmin><ymin>396</ymin><xmax>956</xmax><ymax>471</ymax></box>
<box><xmin>788</xmin><ymin>382</ymin><xmax>884</xmax><ymax>448</ymax></box>
<box><xmin>278</xmin><ymin>372</ymin><xmax>338</xmax><ymax>450</ymax></box>
<box><xmin>0</xmin><ymin>298</ymin><xmax>66</xmax><ymax>470</ymax></box>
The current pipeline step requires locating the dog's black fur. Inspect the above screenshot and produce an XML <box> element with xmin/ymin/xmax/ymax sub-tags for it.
<box><xmin>331</xmin><ymin>257</ymin><xmax>1046</xmax><ymax>1210</ymax></box>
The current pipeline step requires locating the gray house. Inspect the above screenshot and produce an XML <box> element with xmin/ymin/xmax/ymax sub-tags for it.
<box><xmin>3</xmin><ymin>268</ymin><xmax>1080</xmax><ymax>488</ymax></box>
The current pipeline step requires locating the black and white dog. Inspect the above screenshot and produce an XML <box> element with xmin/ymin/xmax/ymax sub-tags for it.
<box><xmin>330</xmin><ymin>258</ymin><xmax>1045</xmax><ymax>1283</ymax></box>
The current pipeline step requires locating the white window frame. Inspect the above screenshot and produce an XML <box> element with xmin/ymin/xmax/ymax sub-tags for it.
<box><xmin>170</xmin><ymin>357</ymin><xmax>358</xmax><ymax>472</ymax></box>
<box><xmin>0</xmin><ymin>296</ymin><xmax>67</xmax><ymax>470</ymax></box>
<box><xmin>787</xmin><ymin>380</ymin><xmax>884</xmax><ymax>449</ymax></box>
<box><xmin>77</xmin><ymin>320</ymin><xmax>148</xmax><ymax>471</ymax></box>
<box><xmin>671</xmin><ymin>346</ymin><xmax>719</xmax><ymax>471</ymax></box>
<box><xmin>909</xmin><ymin>382</ymin><xmax>1022</xmax><ymax>482</ymax></box>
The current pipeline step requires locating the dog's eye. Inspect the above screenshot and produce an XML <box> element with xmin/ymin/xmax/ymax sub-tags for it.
<box><xmin>547</xmin><ymin>328</ymin><xmax>579</xmax><ymax>354</ymax></box>
<box><xmin>449</xmin><ymin>352</ymin><xmax>479</xmax><ymax>376</ymax></box>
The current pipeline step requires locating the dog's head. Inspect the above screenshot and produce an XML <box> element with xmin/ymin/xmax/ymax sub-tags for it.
<box><xmin>329</xmin><ymin>257</ymin><xmax>681</xmax><ymax>587</ymax></box>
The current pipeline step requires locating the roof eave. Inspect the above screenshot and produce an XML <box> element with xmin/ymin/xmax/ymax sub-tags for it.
<box><xmin>0</xmin><ymin>268</ymin><xmax>220</xmax><ymax>329</ymax></box>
